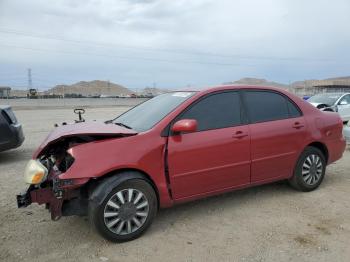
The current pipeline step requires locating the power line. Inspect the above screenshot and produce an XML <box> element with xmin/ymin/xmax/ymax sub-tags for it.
<box><xmin>0</xmin><ymin>27</ymin><xmax>335</xmax><ymax>62</ymax></box>
<box><xmin>0</xmin><ymin>76</ymin><xmax>27</xmax><ymax>80</ymax></box>
<box><xmin>0</xmin><ymin>43</ymin><xmax>250</xmax><ymax>67</ymax></box>
<box><xmin>2</xmin><ymin>42</ymin><xmax>344</xmax><ymax>68</ymax></box>
<box><xmin>0</xmin><ymin>28</ymin><xmax>257</xmax><ymax>59</ymax></box>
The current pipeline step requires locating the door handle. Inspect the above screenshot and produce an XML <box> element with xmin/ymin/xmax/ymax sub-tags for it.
<box><xmin>292</xmin><ymin>122</ymin><xmax>304</xmax><ymax>129</ymax></box>
<box><xmin>232</xmin><ymin>131</ymin><xmax>248</xmax><ymax>139</ymax></box>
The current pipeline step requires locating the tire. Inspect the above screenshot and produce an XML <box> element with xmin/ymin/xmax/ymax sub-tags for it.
<box><xmin>288</xmin><ymin>146</ymin><xmax>326</xmax><ymax>192</ymax></box>
<box><xmin>322</xmin><ymin>108</ymin><xmax>334</xmax><ymax>112</ymax></box>
<box><xmin>89</xmin><ymin>178</ymin><xmax>158</xmax><ymax>242</ymax></box>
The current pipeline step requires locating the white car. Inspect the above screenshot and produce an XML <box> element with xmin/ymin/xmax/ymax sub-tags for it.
<box><xmin>307</xmin><ymin>93</ymin><xmax>350</xmax><ymax>122</ymax></box>
<box><xmin>344</xmin><ymin>121</ymin><xmax>350</xmax><ymax>143</ymax></box>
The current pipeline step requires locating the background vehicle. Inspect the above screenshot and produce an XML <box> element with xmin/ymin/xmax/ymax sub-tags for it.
<box><xmin>17</xmin><ymin>86</ymin><xmax>346</xmax><ymax>242</ymax></box>
<box><xmin>307</xmin><ymin>93</ymin><xmax>350</xmax><ymax>122</ymax></box>
<box><xmin>344</xmin><ymin>121</ymin><xmax>350</xmax><ymax>143</ymax></box>
<box><xmin>0</xmin><ymin>105</ymin><xmax>24</xmax><ymax>152</ymax></box>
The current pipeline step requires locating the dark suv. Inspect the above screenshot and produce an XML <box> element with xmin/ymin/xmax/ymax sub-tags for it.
<box><xmin>0</xmin><ymin>105</ymin><xmax>24</xmax><ymax>152</ymax></box>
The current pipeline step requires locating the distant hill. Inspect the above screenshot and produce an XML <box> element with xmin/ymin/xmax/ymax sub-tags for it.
<box><xmin>224</xmin><ymin>77</ymin><xmax>288</xmax><ymax>89</ymax></box>
<box><xmin>291</xmin><ymin>76</ymin><xmax>350</xmax><ymax>88</ymax></box>
<box><xmin>325</xmin><ymin>76</ymin><xmax>350</xmax><ymax>81</ymax></box>
<box><xmin>46</xmin><ymin>80</ymin><xmax>132</xmax><ymax>97</ymax></box>
<box><xmin>8</xmin><ymin>76</ymin><xmax>350</xmax><ymax>98</ymax></box>
<box><xmin>290</xmin><ymin>80</ymin><xmax>318</xmax><ymax>88</ymax></box>
<box><xmin>225</xmin><ymin>76</ymin><xmax>350</xmax><ymax>90</ymax></box>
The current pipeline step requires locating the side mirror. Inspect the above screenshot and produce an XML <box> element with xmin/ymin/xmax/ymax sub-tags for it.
<box><xmin>339</xmin><ymin>100</ymin><xmax>348</xmax><ymax>105</ymax></box>
<box><xmin>171</xmin><ymin>119</ymin><xmax>197</xmax><ymax>134</ymax></box>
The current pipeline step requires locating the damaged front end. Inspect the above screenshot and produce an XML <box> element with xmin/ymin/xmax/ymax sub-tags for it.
<box><xmin>16</xmin><ymin>120</ymin><xmax>138</xmax><ymax>220</ymax></box>
<box><xmin>16</xmin><ymin>137</ymin><xmax>90</xmax><ymax>220</ymax></box>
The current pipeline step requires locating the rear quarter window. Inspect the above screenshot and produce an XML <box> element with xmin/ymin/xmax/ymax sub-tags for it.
<box><xmin>286</xmin><ymin>99</ymin><xmax>302</xmax><ymax>118</ymax></box>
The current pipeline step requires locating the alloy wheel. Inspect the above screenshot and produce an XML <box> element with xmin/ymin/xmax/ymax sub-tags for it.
<box><xmin>301</xmin><ymin>154</ymin><xmax>323</xmax><ymax>186</ymax></box>
<box><xmin>103</xmin><ymin>188</ymin><xmax>149</xmax><ymax>235</ymax></box>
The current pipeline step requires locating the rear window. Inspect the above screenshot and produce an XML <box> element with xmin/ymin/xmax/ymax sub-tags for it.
<box><xmin>308</xmin><ymin>93</ymin><xmax>341</xmax><ymax>105</ymax></box>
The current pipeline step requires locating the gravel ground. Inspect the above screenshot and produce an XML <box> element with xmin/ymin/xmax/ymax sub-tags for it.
<box><xmin>0</xmin><ymin>106</ymin><xmax>349</xmax><ymax>262</ymax></box>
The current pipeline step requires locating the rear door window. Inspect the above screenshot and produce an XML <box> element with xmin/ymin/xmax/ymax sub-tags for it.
<box><xmin>243</xmin><ymin>90</ymin><xmax>298</xmax><ymax>123</ymax></box>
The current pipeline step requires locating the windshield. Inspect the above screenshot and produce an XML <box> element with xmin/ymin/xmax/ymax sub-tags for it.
<box><xmin>113</xmin><ymin>92</ymin><xmax>196</xmax><ymax>132</ymax></box>
<box><xmin>307</xmin><ymin>93</ymin><xmax>341</xmax><ymax>105</ymax></box>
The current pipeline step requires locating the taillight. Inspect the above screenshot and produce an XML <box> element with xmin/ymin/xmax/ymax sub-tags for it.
<box><xmin>1</xmin><ymin>108</ymin><xmax>17</xmax><ymax>124</ymax></box>
<box><xmin>1</xmin><ymin>110</ymin><xmax>12</xmax><ymax>124</ymax></box>
<box><xmin>338</xmin><ymin>118</ymin><xmax>345</xmax><ymax>139</ymax></box>
<box><xmin>4</xmin><ymin>108</ymin><xmax>18</xmax><ymax>124</ymax></box>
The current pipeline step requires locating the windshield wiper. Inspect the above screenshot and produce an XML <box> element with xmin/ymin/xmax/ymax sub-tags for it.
<box><xmin>114</xmin><ymin>122</ymin><xmax>132</xmax><ymax>129</ymax></box>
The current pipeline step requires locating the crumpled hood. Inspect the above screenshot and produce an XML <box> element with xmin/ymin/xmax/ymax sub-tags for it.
<box><xmin>33</xmin><ymin>121</ymin><xmax>137</xmax><ymax>158</ymax></box>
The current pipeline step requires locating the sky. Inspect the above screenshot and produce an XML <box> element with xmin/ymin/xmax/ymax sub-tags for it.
<box><xmin>0</xmin><ymin>0</ymin><xmax>349</xmax><ymax>90</ymax></box>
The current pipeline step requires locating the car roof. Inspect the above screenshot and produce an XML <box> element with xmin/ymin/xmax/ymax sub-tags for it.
<box><xmin>311</xmin><ymin>92</ymin><xmax>349</xmax><ymax>96</ymax></box>
<box><xmin>176</xmin><ymin>85</ymin><xmax>290</xmax><ymax>94</ymax></box>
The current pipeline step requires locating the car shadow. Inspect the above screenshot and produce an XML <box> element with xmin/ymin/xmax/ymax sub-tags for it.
<box><xmin>153</xmin><ymin>181</ymin><xmax>291</xmax><ymax>227</ymax></box>
<box><xmin>45</xmin><ymin>176</ymin><xmax>339</xmax><ymax>244</ymax></box>
<box><xmin>55</xmin><ymin>181</ymin><xmax>292</xmax><ymax>244</ymax></box>
<box><xmin>152</xmin><ymin>174</ymin><xmax>339</xmax><ymax>235</ymax></box>
<box><xmin>0</xmin><ymin>149</ymin><xmax>31</xmax><ymax>165</ymax></box>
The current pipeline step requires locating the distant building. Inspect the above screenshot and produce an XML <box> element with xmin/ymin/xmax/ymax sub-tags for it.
<box><xmin>0</xmin><ymin>86</ymin><xmax>11</xmax><ymax>98</ymax></box>
<box><xmin>293</xmin><ymin>79</ymin><xmax>350</xmax><ymax>96</ymax></box>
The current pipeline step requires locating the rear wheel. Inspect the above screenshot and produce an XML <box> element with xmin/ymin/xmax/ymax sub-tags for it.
<box><xmin>89</xmin><ymin>178</ymin><xmax>157</xmax><ymax>242</ymax></box>
<box><xmin>288</xmin><ymin>146</ymin><xmax>326</xmax><ymax>192</ymax></box>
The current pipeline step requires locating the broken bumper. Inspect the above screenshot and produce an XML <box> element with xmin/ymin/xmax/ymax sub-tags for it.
<box><xmin>16</xmin><ymin>183</ymin><xmax>85</xmax><ymax>220</ymax></box>
<box><xmin>17</xmin><ymin>162</ymin><xmax>91</xmax><ymax>220</ymax></box>
<box><xmin>17</xmin><ymin>186</ymin><xmax>70</xmax><ymax>220</ymax></box>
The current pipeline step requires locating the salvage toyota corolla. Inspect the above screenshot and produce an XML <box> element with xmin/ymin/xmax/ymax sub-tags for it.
<box><xmin>17</xmin><ymin>85</ymin><xmax>346</xmax><ymax>242</ymax></box>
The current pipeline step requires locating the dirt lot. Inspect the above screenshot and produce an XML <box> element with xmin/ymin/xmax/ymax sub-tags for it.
<box><xmin>1</xmin><ymin>105</ymin><xmax>350</xmax><ymax>262</ymax></box>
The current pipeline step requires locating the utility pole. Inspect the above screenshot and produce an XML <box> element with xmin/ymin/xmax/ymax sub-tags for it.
<box><xmin>27</xmin><ymin>68</ymin><xmax>32</xmax><ymax>90</ymax></box>
<box><xmin>27</xmin><ymin>68</ymin><xmax>35</xmax><ymax>99</ymax></box>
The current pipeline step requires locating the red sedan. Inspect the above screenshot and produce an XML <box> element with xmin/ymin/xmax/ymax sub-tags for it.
<box><xmin>17</xmin><ymin>85</ymin><xmax>346</xmax><ymax>242</ymax></box>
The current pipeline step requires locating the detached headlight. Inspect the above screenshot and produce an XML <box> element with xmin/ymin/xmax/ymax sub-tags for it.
<box><xmin>24</xmin><ymin>160</ymin><xmax>48</xmax><ymax>184</ymax></box>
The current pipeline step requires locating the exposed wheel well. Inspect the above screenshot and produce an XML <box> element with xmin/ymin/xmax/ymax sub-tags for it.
<box><xmin>307</xmin><ymin>142</ymin><xmax>329</xmax><ymax>163</ymax></box>
<box><xmin>82</xmin><ymin>168</ymin><xmax>160</xmax><ymax>208</ymax></box>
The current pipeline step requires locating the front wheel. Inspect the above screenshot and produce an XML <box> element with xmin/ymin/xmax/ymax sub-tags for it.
<box><xmin>288</xmin><ymin>146</ymin><xmax>326</xmax><ymax>192</ymax></box>
<box><xmin>89</xmin><ymin>178</ymin><xmax>157</xmax><ymax>242</ymax></box>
